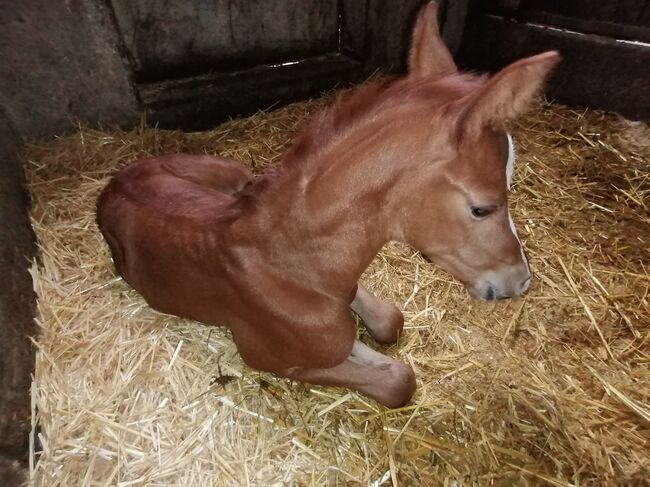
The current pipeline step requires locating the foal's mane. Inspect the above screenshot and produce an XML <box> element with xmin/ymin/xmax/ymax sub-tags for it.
<box><xmin>281</xmin><ymin>73</ymin><xmax>486</xmax><ymax>169</ymax></box>
<box><xmin>239</xmin><ymin>73</ymin><xmax>487</xmax><ymax>204</ymax></box>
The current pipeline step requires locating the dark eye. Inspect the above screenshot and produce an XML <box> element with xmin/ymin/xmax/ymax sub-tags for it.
<box><xmin>471</xmin><ymin>206</ymin><xmax>495</xmax><ymax>219</ymax></box>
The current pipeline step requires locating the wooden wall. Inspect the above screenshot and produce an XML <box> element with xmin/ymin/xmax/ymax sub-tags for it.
<box><xmin>2</xmin><ymin>1</ymin><xmax>647</xmax><ymax>481</ymax></box>
<box><xmin>111</xmin><ymin>0</ymin><xmax>340</xmax><ymax>82</ymax></box>
<box><xmin>457</xmin><ymin>0</ymin><xmax>650</xmax><ymax>121</ymax></box>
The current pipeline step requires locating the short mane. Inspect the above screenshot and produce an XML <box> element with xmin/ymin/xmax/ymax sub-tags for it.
<box><xmin>281</xmin><ymin>73</ymin><xmax>487</xmax><ymax>169</ymax></box>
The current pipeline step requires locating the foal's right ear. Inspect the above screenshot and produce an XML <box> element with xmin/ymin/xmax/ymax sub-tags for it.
<box><xmin>457</xmin><ymin>51</ymin><xmax>561</xmax><ymax>141</ymax></box>
<box><xmin>408</xmin><ymin>1</ymin><xmax>457</xmax><ymax>78</ymax></box>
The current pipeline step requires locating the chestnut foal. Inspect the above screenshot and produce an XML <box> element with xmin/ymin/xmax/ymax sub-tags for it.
<box><xmin>97</xmin><ymin>2</ymin><xmax>559</xmax><ymax>407</ymax></box>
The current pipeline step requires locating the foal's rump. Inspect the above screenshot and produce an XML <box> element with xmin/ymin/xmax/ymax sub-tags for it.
<box><xmin>96</xmin><ymin>154</ymin><xmax>251</xmax><ymax>315</ymax></box>
<box><xmin>97</xmin><ymin>154</ymin><xmax>251</xmax><ymax>224</ymax></box>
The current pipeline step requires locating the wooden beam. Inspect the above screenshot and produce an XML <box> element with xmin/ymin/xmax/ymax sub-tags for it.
<box><xmin>0</xmin><ymin>110</ymin><xmax>35</xmax><ymax>477</ymax></box>
<box><xmin>140</xmin><ymin>53</ymin><xmax>362</xmax><ymax>131</ymax></box>
<box><xmin>458</xmin><ymin>15</ymin><xmax>650</xmax><ymax>121</ymax></box>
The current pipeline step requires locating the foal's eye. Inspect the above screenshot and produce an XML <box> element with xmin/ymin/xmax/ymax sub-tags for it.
<box><xmin>470</xmin><ymin>206</ymin><xmax>495</xmax><ymax>219</ymax></box>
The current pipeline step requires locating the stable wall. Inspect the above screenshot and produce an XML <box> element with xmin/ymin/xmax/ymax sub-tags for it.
<box><xmin>0</xmin><ymin>1</ymin><xmax>466</xmax><ymax>481</ymax></box>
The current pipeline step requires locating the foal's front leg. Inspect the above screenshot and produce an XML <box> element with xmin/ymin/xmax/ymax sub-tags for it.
<box><xmin>351</xmin><ymin>283</ymin><xmax>404</xmax><ymax>343</ymax></box>
<box><xmin>281</xmin><ymin>340</ymin><xmax>416</xmax><ymax>408</ymax></box>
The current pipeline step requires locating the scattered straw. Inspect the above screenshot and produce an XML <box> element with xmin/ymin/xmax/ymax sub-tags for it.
<box><xmin>25</xmin><ymin>97</ymin><xmax>649</xmax><ymax>485</ymax></box>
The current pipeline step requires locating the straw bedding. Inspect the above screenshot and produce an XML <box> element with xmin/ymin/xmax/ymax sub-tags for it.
<box><xmin>25</xmin><ymin>95</ymin><xmax>649</xmax><ymax>486</ymax></box>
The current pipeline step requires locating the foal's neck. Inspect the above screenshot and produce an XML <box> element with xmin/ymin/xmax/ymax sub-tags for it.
<box><xmin>243</xmin><ymin>124</ymin><xmax>418</xmax><ymax>291</ymax></box>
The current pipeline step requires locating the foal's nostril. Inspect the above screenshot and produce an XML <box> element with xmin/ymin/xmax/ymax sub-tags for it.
<box><xmin>520</xmin><ymin>275</ymin><xmax>532</xmax><ymax>292</ymax></box>
<box><xmin>484</xmin><ymin>286</ymin><xmax>496</xmax><ymax>301</ymax></box>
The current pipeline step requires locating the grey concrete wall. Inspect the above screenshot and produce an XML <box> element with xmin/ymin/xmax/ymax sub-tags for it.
<box><xmin>0</xmin><ymin>0</ymin><xmax>140</xmax><ymax>141</ymax></box>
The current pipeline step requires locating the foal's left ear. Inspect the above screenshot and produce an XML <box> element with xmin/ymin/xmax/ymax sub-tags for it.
<box><xmin>408</xmin><ymin>1</ymin><xmax>457</xmax><ymax>78</ymax></box>
<box><xmin>457</xmin><ymin>51</ymin><xmax>561</xmax><ymax>141</ymax></box>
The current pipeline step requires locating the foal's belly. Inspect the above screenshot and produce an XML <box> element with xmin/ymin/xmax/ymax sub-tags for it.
<box><xmin>119</xmin><ymin>222</ymin><xmax>239</xmax><ymax>327</ymax></box>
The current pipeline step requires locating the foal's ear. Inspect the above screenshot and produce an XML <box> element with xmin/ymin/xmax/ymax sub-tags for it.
<box><xmin>408</xmin><ymin>1</ymin><xmax>457</xmax><ymax>78</ymax></box>
<box><xmin>457</xmin><ymin>51</ymin><xmax>561</xmax><ymax>140</ymax></box>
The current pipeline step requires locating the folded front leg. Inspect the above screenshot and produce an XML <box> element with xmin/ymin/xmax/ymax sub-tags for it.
<box><xmin>350</xmin><ymin>283</ymin><xmax>404</xmax><ymax>343</ymax></box>
<box><xmin>279</xmin><ymin>339</ymin><xmax>416</xmax><ymax>408</ymax></box>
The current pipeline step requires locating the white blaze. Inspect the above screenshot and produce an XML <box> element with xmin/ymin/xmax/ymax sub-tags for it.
<box><xmin>506</xmin><ymin>132</ymin><xmax>515</xmax><ymax>190</ymax></box>
<box><xmin>506</xmin><ymin>134</ymin><xmax>528</xmax><ymax>268</ymax></box>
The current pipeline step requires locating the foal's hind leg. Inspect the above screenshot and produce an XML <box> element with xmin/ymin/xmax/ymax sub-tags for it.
<box><xmin>351</xmin><ymin>284</ymin><xmax>404</xmax><ymax>343</ymax></box>
<box><xmin>281</xmin><ymin>340</ymin><xmax>416</xmax><ymax>408</ymax></box>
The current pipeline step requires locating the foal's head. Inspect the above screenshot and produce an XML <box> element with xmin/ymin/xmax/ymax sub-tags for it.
<box><xmin>397</xmin><ymin>2</ymin><xmax>559</xmax><ymax>300</ymax></box>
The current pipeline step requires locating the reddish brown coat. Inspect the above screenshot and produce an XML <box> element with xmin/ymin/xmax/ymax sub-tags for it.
<box><xmin>97</xmin><ymin>2</ymin><xmax>559</xmax><ymax>407</ymax></box>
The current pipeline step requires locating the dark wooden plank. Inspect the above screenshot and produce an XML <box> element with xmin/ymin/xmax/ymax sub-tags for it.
<box><xmin>641</xmin><ymin>0</ymin><xmax>650</xmax><ymax>24</ymax></box>
<box><xmin>481</xmin><ymin>0</ymin><xmax>650</xmax><ymax>44</ymax></box>
<box><xmin>140</xmin><ymin>53</ymin><xmax>362</xmax><ymax>131</ymax></box>
<box><xmin>111</xmin><ymin>0</ymin><xmax>339</xmax><ymax>82</ymax></box>
<box><xmin>0</xmin><ymin>110</ymin><xmax>36</xmax><ymax>469</ymax></box>
<box><xmin>521</xmin><ymin>0</ymin><xmax>619</xmax><ymax>22</ymax></box>
<box><xmin>342</xmin><ymin>0</ymin><xmax>466</xmax><ymax>74</ymax></box>
<box><xmin>611</xmin><ymin>0</ymin><xmax>649</xmax><ymax>25</ymax></box>
<box><xmin>0</xmin><ymin>0</ymin><xmax>139</xmax><ymax>141</ymax></box>
<box><xmin>357</xmin><ymin>0</ymin><xmax>427</xmax><ymax>74</ymax></box>
<box><xmin>441</xmin><ymin>0</ymin><xmax>470</xmax><ymax>55</ymax></box>
<box><xmin>488</xmin><ymin>0</ymin><xmax>650</xmax><ymax>27</ymax></box>
<box><xmin>458</xmin><ymin>15</ymin><xmax>650</xmax><ymax>121</ymax></box>
<box><xmin>501</xmin><ymin>11</ymin><xmax>650</xmax><ymax>42</ymax></box>
<box><xmin>339</xmin><ymin>0</ymin><xmax>368</xmax><ymax>61</ymax></box>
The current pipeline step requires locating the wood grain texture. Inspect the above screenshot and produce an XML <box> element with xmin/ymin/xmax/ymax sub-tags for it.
<box><xmin>458</xmin><ymin>15</ymin><xmax>650</xmax><ymax>121</ymax></box>
<box><xmin>440</xmin><ymin>0</ymin><xmax>470</xmax><ymax>55</ymax></box>
<box><xmin>362</xmin><ymin>0</ymin><xmax>428</xmax><ymax>74</ymax></box>
<box><xmin>486</xmin><ymin>0</ymin><xmax>650</xmax><ymax>42</ymax></box>
<box><xmin>141</xmin><ymin>53</ymin><xmax>362</xmax><ymax>130</ymax></box>
<box><xmin>520</xmin><ymin>0</ymin><xmax>650</xmax><ymax>26</ymax></box>
<box><xmin>111</xmin><ymin>0</ymin><xmax>339</xmax><ymax>82</ymax></box>
<box><xmin>0</xmin><ymin>110</ymin><xmax>36</xmax><ymax>465</ymax></box>
<box><xmin>341</xmin><ymin>0</ymin><xmax>467</xmax><ymax>75</ymax></box>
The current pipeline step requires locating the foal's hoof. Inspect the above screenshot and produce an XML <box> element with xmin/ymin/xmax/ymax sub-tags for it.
<box><xmin>375</xmin><ymin>362</ymin><xmax>417</xmax><ymax>409</ymax></box>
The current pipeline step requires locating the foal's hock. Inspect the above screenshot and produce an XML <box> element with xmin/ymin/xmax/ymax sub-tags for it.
<box><xmin>97</xmin><ymin>2</ymin><xmax>559</xmax><ymax>407</ymax></box>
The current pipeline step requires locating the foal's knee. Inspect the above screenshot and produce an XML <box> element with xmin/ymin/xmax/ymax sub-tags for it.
<box><xmin>368</xmin><ymin>304</ymin><xmax>404</xmax><ymax>344</ymax></box>
<box><xmin>374</xmin><ymin>361</ymin><xmax>416</xmax><ymax>408</ymax></box>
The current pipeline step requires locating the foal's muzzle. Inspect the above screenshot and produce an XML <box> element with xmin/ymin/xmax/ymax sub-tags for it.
<box><xmin>470</xmin><ymin>266</ymin><xmax>532</xmax><ymax>301</ymax></box>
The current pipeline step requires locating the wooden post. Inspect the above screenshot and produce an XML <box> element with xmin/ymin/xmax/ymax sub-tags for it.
<box><xmin>0</xmin><ymin>111</ymin><xmax>35</xmax><ymax>484</ymax></box>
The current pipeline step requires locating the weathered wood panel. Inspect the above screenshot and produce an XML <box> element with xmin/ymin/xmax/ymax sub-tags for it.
<box><xmin>487</xmin><ymin>0</ymin><xmax>650</xmax><ymax>42</ymax></box>
<box><xmin>458</xmin><ymin>15</ymin><xmax>650</xmax><ymax>121</ymax></box>
<box><xmin>519</xmin><ymin>0</ymin><xmax>650</xmax><ymax>26</ymax></box>
<box><xmin>359</xmin><ymin>0</ymin><xmax>427</xmax><ymax>73</ymax></box>
<box><xmin>136</xmin><ymin>0</ymin><xmax>469</xmax><ymax>130</ymax></box>
<box><xmin>439</xmin><ymin>0</ymin><xmax>471</xmax><ymax>55</ymax></box>
<box><xmin>141</xmin><ymin>53</ymin><xmax>361</xmax><ymax>130</ymax></box>
<box><xmin>111</xmin><ymin>0</ymin><xmax>339</xmax><ymax>82</ymax></box>
<box><xmin>341</xmin><ymin>0</ymin><xmax>467</xmax><ymax>76</ymax></box>
<box><xmin>0</xmin><ymin>0</ymin><xmax>139</xmax><ymax>141</ymax></box>
<box><xmin>0</xmin><ymin>110</ymin><xmax>35</xmax><ymax>475</ymax></box>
